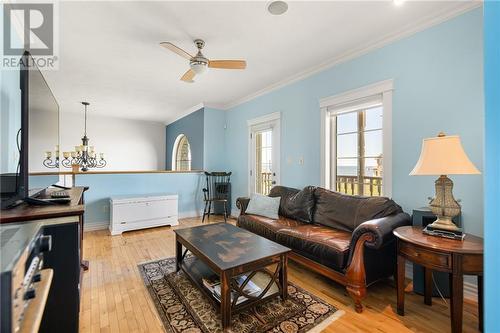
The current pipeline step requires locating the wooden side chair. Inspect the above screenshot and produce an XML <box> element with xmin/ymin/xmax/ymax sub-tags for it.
<box><xmin>202</xmin><ymin>172</ymin><xmax>232</xmax><ymax>223</ymax></box>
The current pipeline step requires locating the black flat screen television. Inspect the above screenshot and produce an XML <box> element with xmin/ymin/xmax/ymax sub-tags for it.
<box><xmin>1</xmin><ymin>51</ymin><xmax>60</xmax><ymax>209</ymax></box>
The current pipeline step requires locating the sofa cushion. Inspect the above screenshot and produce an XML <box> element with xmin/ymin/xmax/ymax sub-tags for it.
<box><xmin>276</xmin><ymin>224</ymin><xmax>351</xmax><ymax>271</ymax></box>
<box><xmin>269</xmin><ymin>186</ymin><xmax>316</xmax><ymax>223</ymax></box>
<box><xmin>237</xmin><ymin>214</ymin><xmax>305</xmax><ymax>242</ymax></box>
<box><xmin>245</xmin><ymin>193</ymin><xmax>281</xmax><ymax>219</ymax></box>
<box><xmin>313</xmin><ymin>188</ymin><xmax>403</xmax><ymax>232</ymax></box>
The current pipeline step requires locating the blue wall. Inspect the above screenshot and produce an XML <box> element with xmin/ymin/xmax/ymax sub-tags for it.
<box><xmin>484</xmin><ymin>2</ymin><xmax>500</xmax><ymax>331</ymax></box>
<box><xmin>224</xmin><ymin>9</ymin><xmax>484</xmax><ymax>235</ymax></box>
<box><xmin>0</xmin><ymin>57</ymin><xmax>22</xmax><ymax>173</ymax></box>
<box><xmin>165</xmin><ymin>108</ymin><xmax>204</xmax><ymax>170</ymax></box>
<box><xmin>29</xmin><ymin>175</ymin><xmax>60</xmax><ymax>189</ymax></box>
<box><xmin>74</xmin><ymin>173</ymin><xmax>205</xmax><ymax>228</ymax></box>
<box><xmin>203</xmin><ymin>107</ymin><xmax>227</xmax><ymax>171</ymax></box>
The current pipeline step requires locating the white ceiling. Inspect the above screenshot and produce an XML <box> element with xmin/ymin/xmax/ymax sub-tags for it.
<box><xmin>43</xmin><ymin>1</ymin><xmax>479</xmax><ymax>123</ymax></box>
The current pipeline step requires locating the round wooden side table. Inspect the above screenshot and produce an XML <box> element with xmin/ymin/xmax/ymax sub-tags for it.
<box><xmin>393</xmin><ymin>226</ymin><xmax>483</xmax><ymax>333</ymax></box>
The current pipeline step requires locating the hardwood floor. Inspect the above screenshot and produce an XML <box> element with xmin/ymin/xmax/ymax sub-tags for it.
<box><xmin>80</xmin><ymin>216</ymin><xmax>480</xmax><ymax>333</ymax></box>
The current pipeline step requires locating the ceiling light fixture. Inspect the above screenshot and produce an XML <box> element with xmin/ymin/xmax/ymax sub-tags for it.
<box><xmin>190</xmin><ymin>61</ymin><xmax>207</xmax><ymax>75</ymax></box>
<box><xmin>393</xmin><ymin>0</ymin><xmax>405</xmax><ymax>6</ymax></box>
<box><xmin>44</xmin><ymin>102</ymin><xmax>107</xmax><ymax>171</ymax></box>
<box><xmin>267</xmin><ymin>1</ymin><xmax>288</xmax><ymax>15</ymax></box>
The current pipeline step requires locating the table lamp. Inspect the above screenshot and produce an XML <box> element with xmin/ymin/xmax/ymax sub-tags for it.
<box><xmin>410</xmin><ymin>133</ymin><xmax>480</xmax><ymax>235</ymax></box>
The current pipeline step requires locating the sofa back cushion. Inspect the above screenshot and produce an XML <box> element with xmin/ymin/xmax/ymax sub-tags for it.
<box><xmin>313</xmin><ymin>187</ymin><xmax>403</xmax><ymax>232</ymax></box>
<box><xmin>269</xmin><ymin>186</ymin><xmax>316</xmax><ymax>223</ymax></box>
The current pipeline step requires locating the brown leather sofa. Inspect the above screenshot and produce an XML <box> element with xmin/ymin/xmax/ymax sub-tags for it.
<box><xmin>236</xmin><ymin>186</ymin><xmax>410</xmax><ymax>313</ymax></box>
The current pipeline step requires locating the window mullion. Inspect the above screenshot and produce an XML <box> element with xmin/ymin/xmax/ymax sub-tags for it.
<box><xmin>358</xmin><ymin>111</ymin><xmax>365</xmax><ymax>196</ymax></box>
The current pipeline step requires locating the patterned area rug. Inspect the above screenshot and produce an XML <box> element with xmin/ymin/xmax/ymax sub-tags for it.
<box><xmin>138</xmin><ymin>257</ymin><xmax>343</xmax><ymax>333</ymax></box>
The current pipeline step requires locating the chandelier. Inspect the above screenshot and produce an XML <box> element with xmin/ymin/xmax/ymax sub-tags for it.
<box><xmin>43</xmin><ymin>102</ymin><xmax>106</xmax><ymax>171</ymax></box>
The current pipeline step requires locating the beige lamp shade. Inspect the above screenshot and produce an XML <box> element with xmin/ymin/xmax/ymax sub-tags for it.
<box><xmin>410</xmin><ymin>134</ymin><xmax>480</xmax><ymax>176</ymax></box>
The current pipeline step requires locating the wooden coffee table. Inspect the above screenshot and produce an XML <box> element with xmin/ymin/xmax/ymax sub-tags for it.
<box><xmin>174</xmin><ymin>223</ymin><xmax>291</xmax><ymax>330</ymax></box>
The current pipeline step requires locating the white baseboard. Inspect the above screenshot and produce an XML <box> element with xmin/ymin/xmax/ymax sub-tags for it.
<box><xmin>84</xmin><ymin>221</ymin><xmax>109</xmax><ymax>232</ymax></box>
<box><xmin>405</xmin><ymin>262</ymin><xmax>477</xmax><ymax>301</ymax></box>
<box><xmin>178</xmin><ymin>210</ymin><xmax>203</xmax><ymax>218</ymax></box>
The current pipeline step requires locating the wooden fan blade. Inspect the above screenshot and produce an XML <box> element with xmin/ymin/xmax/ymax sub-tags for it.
<box><xmin>180</xmin><ymin>69</ymin><xmax>195</xmax><ymax>82</ymax></box>
<box><xmin>208</xmin><ymin>60</ymin><xmax>247</xmax><ymax>70</ymax></box>
<box><xmin>160</xmin><ymin>42</ymin><xmax>193</xmax><ymax>60</ymax></box>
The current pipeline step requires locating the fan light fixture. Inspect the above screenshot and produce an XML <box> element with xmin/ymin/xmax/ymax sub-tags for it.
<box><xmin>267</xmin><ymin>1</ymin><xmax>288</xmax><ymax>15</ymax></box>
<box><xmin>160</xmin><ymin>39</ymin><xmax>247</xmax><ymax>83</ymax></box>
<box><xmin>190</xmin><ymin>61</ymin><xmax>207</xmax><ymax>74</ymax></box>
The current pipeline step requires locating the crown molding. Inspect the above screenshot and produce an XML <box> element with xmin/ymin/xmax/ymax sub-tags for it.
<box><xmin>220</xmin><ymin>1</ymin><xmax>482</xmax><ymax>111</ymax></box>
<box><xmin>164</xmin><ymin>102</ymin><xmax>204</xmax><ymax>125</ymax></box>
<box><xmin>203</xmin><ymin>103</ymin><xmax>227</xmax><ymax>110</ymax></box>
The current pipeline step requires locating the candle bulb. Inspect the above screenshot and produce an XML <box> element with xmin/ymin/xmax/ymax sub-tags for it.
<box><xmin>71</xmin><ymin>151</ymin><xmax>77</xmax><ymax>158</ymax></box>
<box><xmin>75</xmin><ymin>146</ymin><xmax>81</xmax><ymax>152</ymax></box>
<box><xmin>100</xmin><ymin>153</ymin><xmax>105</xmax><ymax>159</ymax></box>
<box><xmin>90</xmin><ymin>146</ymin><xmax>95</xmax><ymax>153</ymax></box>
<box><xmin>63</xmin><ymin>152</ymin><xmax>70</xmax><ymax>158</ymax></box>
<box><xmin>45</xmin><ymin>151</ymin><xmax>52</xmax><ymax>158</ymax></box>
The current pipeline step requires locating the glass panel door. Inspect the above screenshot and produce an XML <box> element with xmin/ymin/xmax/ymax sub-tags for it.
<box><xmin>254</xmin><ymin>129</ymin><xmax>273</xmax><ymax>195</ymax></box>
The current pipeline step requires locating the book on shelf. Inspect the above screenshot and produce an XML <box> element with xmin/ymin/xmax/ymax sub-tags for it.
<box><xmin>202</xmin><ymin>274</ymin><xmax>262</xmax><ymax>305</ymax></box>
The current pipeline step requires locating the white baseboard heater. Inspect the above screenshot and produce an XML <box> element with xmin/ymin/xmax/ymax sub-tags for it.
<box><xmin>109</xmin><ymin>194</ymin><xmax>178</xmax><ymax>235</ymax></box>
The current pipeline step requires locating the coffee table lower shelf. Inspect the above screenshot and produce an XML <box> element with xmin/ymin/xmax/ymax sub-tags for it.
<box><xmin>180</xmin><ymin>257</ymin><xmax>282</xmax><ymax>314</ymax></box>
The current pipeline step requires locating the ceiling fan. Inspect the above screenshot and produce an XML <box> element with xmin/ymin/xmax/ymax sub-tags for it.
<box><xmin>160</xmin><ymin>39</ymin><xmax>247</xmax><ymax>83</ymax></box>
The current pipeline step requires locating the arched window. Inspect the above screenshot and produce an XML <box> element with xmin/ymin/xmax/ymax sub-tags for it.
<box><xmin>172</xmin><ymin>134</ymin><xmax>192</xmax><ymax>171</ymax></box>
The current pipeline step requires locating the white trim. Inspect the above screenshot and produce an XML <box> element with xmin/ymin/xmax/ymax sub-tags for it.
<box><xmin>178</xmin><ymin>210</ymin><xmax>203</xmax><ymax>218</ymax></box>
<box><xmin>382</xmin><ymin>90</ymin><xmax>393</xmax><ymax>198</ymax></box>
<box><xmin>319</xmin><ymin>79</ymin><xmax>394</xmax><ymax>109</ymax></box>
<box><xmin>171</xmin><ymin>134</ymin><xmax>183</xmax><ymax>170</ymax></box>
<box><xmin>247</xmin><ymin>112</ymin><xmax>281</xmax><ymax>195</ymax></box>
<box><xmin>164</xmin><ymin>103</ymin><xmax>204</xmax><ymax>125</ymax></box>
<box><xmin>320</xmin><ymin>107</ymin><xmax>328</xmax><ymax>188</ymax></box>
<box><xmin>220</xmin><ymin>2</ymin><xmax>480</xmax><ymax>111</ymax></box>
<box><xmin>84</xmin><ymin>221</ymin><xmax>109</xmax><ymax>232</ymax></box>
<box><xmin>320</xmin><ymin>80</ymin><xmax>393</xmax><ymax>197</ymax></box>
<box><xmin>246</xmin><ymin>111</ymin><xmax>281</xmax><ymax>126</ymax></box>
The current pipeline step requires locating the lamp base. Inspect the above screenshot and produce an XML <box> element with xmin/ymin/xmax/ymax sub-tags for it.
<box><xmin>428</xmin><ymin>175</ymin><xmax>462</xmax><ymax>231</ymax></box>
<box><xmin>423</xmin><ymin>225</ymin><xmax>465</xmax><ymax>240</ymax></box>
<box><xmin>427</xmin><ymin>216</ymin><xmax>460</xmax><ymax>231</ymax></box>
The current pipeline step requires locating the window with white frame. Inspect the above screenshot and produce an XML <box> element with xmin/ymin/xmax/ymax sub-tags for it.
<box><xmin>172</xmin><ymin>134</ymin><xmax>192</xmax><ymax>171</ymax></box>
<box><xmin>320</xmin><ymin>80</ymin><xmax>393</xmax><ymax>197</ymax></box>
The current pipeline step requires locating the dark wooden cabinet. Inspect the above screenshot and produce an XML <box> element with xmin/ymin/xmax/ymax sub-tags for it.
<box><xmin>412</xmin><ymin>207</ymin><xmax>461</xmax><ymax>297</ymax></box>
<box><xmin>394</xmin><ymin>226</ymin><xmax>483</xmax><ymax>333</ymax></box>
<box><xmin>40</xmin><ymin>221</ymin><xmax>81</xmax><ymax>333</ymax></box>
<box><xmin>1</xmin><ymin>187</ymin><xmax>87</xmax><ymax>333</ymax></box>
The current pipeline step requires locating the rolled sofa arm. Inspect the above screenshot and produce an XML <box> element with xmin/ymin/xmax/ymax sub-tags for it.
<box><xmin>350</xmin><ymin>212</ymin><xmax>411</xmax><ymax>250</ymax></box>
<box><xmin>236</xmin><ymin>197</ymin><xmax>250</xmax><ymax>215</ymax></box>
